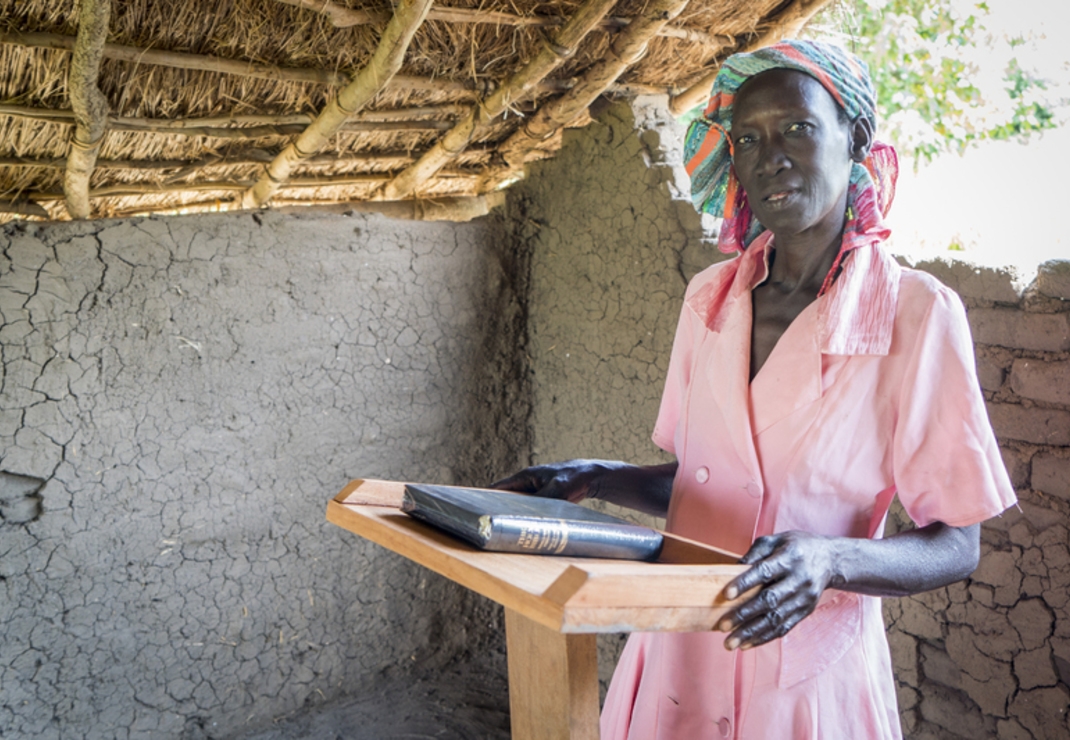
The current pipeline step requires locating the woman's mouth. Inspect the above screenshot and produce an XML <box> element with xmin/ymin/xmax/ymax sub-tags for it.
<box><xmin>763</xmin><ymin>189</ymin><xmax>797</xmax><ymax>206</ymax></box>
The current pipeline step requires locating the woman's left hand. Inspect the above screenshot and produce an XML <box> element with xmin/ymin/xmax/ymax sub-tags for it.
<box><xmin>717</xmin><ymin>531</ymin><xmax>840</xmax><ymax>650</ymax></box>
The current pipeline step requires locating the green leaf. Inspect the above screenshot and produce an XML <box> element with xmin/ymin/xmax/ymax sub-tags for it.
<box><xmin>804</xmin><ymin>0</ymin><xmax>1065</xmax><ymax>162</ymax></box>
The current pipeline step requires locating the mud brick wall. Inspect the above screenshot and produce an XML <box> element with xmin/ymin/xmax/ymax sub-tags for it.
<box><xmin>883</xmin><ymin>258</ymin><xmax>1070</xmax><ymax>739</ymax></box>
<box><xmin>0</xmin><ymin>210</ymin><xmax>523</xmax><ymax>739</ymax></box>
<box><xmin>509</xmin><ymin>98</ymin><xmax>1070</xmax><ymax>737</ymax></box>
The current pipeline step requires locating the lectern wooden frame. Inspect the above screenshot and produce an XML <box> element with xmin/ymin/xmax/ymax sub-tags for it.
<box><xmin>327</xmin><ymin>479</ymin><xmax>749</xmax><ymax>740</ymax></box>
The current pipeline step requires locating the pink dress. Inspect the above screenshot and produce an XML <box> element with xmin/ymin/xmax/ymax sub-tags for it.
<box><xmin>600</xmin><ymin>235</ymin><xmax>1017</xmax><ymax>740</ymax></box>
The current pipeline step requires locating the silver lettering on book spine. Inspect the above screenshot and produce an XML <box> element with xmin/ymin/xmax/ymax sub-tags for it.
<box><xmin>515</xmin><ymin>519</ymin><xmax>569</xmax><ymax>554</ymax></box>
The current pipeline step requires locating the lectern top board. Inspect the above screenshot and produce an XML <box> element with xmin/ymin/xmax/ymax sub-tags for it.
<box><xmin>327</xmin><ymin>478</ymin><xmax>750</xmax><ymax>634</ymax></box>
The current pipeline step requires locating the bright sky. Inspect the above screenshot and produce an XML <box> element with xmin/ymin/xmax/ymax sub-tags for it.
<box><xmin>886</xmin><ymin>0</ymin><xmax>1070</xmax><ymax>278</ymax></box>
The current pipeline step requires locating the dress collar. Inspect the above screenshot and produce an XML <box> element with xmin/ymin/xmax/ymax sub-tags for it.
<box><xmin>685</xmin><ymin>231</ymin><xmax>901</xmax><ymax>356</ymax></box>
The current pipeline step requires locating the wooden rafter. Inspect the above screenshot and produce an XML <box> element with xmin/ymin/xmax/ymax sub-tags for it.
<box><xmin>0</xmin><ymin>30</ymin><xmax>674</xmax><ymax>104</ymax></box>
<box><xmin>0</xmin><ymin>103</ymin><xmax>466</xmax><ymax>127</ymax></box>
<box><xmin>29</xmin><ymin>170</ymin><xmax>482</xmax><ymax>202</ymax></box>
<box><xmin>241</xmin><ymin>0</ymin><xmax>434</xmax><ymax>208</ymax></box>
<box><xmin>110</xmin><ymin>118</ymin><xmax>449</xmax><ymax>138</ymax></box>
<box><xmin>667</xmin><ymin>0</ymin><xmax>834</xmax><ymax>115</ymax></box>
<box><xmin>0</xmin><ymin>103</ymin><xmax>456</xmax><ymax>139</ymax></box>
<box><xmin>0</xmin><ymin>146</ymin><xmax>494</xmax><ymax>173</ymax></box>
<box><xmin>105</xmin><ymin>193</ymin><xmax>504</xmax><ymax>222</ymax></box>
<box><xmin>0</xmin><ymin>149</ymin><xmax>491</xmax><ymax>172</ymax></box>
<box><xmin>2</xmin><ymin>30</ymin><xmax>566</xmax><ymax>98</ymax></box>
<box><xmin>275</xmin><ymin>0</ymin><xmax>733</xmax><ymax>50</ymax></box>
<box><xmin>379</xmin><ymin>0</ymin><xmax>620</xmax><ymax>202</ymax></box>
<box><xmin>0</xmin><ymin>30</ymin><xmax>450</xmax><ymax>93</ymax></box>
<box><xmin>63</xmin><ymin>0</ymin><xmax>111</xmax><ymax>219</ymax></box>
<box><xmin>484</xmin><ymin>0</ymin><xmax>698</xmax><ymax>193</ymax></box>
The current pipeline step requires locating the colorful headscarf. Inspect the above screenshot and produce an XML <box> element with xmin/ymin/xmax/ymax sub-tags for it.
<box><xmin>684</xmin><ymin>39</ymin><xmax>898</xmax><ymax>296</ymax></box>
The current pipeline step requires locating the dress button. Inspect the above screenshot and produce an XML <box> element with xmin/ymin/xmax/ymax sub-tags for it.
<box><xmin>718</xmin><ymin>716</ymin><xmax>731</xmax><ymax>737</ymax></box>
<box><xmin>745</xmin><ymin>480</ymin><xmax>760</xmax><ymax>498</ymax></box>
<box><xmin>695</xmin><ymin>466</ymin><xmax>709</xmax><ymax>483</ymax></box>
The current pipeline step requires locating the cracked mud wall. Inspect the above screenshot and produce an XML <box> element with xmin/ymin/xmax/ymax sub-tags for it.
<box><xmin>0</xmin><ymin>209</ymin><xmax>525</xmax><ymax>738</ymax></box>
<box><xmin>506</xmin><ymin>97</ymin><xmax>1070</xmax><ymax>736</ymax></box>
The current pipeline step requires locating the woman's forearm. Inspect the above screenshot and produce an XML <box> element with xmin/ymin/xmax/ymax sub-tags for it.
<box><xmin>827</xmin><ymin>521</ymin><xmax>980</xmax><ymax>597</ymax></box>
<box><xmin>719</xmin><ymin>520</ymin><xmax>981</xmax><ymax>650</ymax></box>
<box><xmin>491</xmin><ymin>459</ymin><xmax>677</xmax><ymax>518</ymax></box>
<box><xmin>587</xmin><ymin>461</ymin><xmax>677</xmax><ymax>518</ymax></box>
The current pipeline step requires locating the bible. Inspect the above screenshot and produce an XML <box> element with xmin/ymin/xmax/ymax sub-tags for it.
<box><xmin>401</xmin><ymin>483</ymin><xmax>664</xmax><ymax>561</ymax></box>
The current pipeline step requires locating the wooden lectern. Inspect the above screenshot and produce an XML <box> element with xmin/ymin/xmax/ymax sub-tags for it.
<box><xmin>327</xmin><ymin>479</ymin><xmax>749</xmax><ymax>740</ymax></box>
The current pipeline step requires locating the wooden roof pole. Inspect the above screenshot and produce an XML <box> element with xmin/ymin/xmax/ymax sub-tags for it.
<box><xmin>0</xmin><ymin>30</ymin><xmax>437</xmax><ymax>92</ymax></box>
<box><xmin>28</xmin><ymin>171</ymin><xmax>485</xmax><ymax>202</ymax></box>
<box><xmin>0</xmin><ymin>31</ymin><xmax>667</xmax><ymax>98</ymax></box>
<box><xmin>483</xmin><ymin>0</ymin><xmax>695</xmax><ymax>193</ymax></box>
<box><xmin>63</xmin><ymin>0</ymin><xmax>111</xmax><ymax>219</ymax></box>
<box><xmin>1</xmin><ymin>102</ymin><xmax>462</xmax><ymax>128</ymax></box>
<box><xmin>0</xmin><ymin>103</ymin><xmax>457</xmax><ymax>139</ymax></box>
<box><xmin>102</xmin><ymin>195</ymin><xmax>505</xmax><ymax>223</ymax></box>
<box><xmin>240</xmin><ymin>0</ymin><xmax>434</xmax><ymax>208</ymax></box>
<box><xmin>379</xmin><ymin>0</ymin><xmax>619</xmax><ymax>202</ymax></box>
<box><xmin>1</xmin><ymin>149</ymin><xmax>493</xmax><ymax>172</ymax></box>
<box><xmin>667</xmin><ymin>0</ymin><xmax>833</xmax><ymax>116</ymax></box>
<box><xmin>275</xmin><ymin>0</ymin><xmax>732</xmax><ymax>50</ymax></box>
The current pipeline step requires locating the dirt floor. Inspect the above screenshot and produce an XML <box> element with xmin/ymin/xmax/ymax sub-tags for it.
<box><xmin>237</xmin><ymin>666</ymin><xmax>511</xmax><ymax>740</ymax></box>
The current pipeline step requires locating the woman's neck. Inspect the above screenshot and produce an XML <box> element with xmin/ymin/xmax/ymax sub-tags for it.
<box><xmin>766</xmin><ymin>213</ymin><xmax>846</xmax><ymax>295</ymax></box>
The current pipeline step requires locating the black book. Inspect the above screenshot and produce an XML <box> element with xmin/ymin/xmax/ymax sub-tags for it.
<box><xmin>401</xmin><ymin>483</ymin><xmax>664</xmax><ymax>561</ymax></box>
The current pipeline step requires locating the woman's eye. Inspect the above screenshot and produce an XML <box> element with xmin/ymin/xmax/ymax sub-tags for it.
<box><xmin>786</xmin><ymin>122</ymin><xmax>811</xmax><ymax>134</ymax></box>
<box><xmin>734</xmin><ymin>133</ymin><xmax>756</xmax><ymax>146</ymax></box>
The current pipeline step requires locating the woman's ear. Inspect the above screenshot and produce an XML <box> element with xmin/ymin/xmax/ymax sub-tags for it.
<box><xmin>849</xmin><ymin>115</ymin><xmax>874</xmax><ymax>162</ymax></box>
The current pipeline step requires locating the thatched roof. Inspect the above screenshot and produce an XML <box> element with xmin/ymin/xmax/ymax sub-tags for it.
<box><xmin>1</xmin><ymin>0</ymin><xmax>830</xmax><ymax>222</ymax></box>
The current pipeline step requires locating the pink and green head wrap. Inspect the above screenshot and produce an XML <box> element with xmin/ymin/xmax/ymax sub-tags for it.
<box><xmin>684</xmin><ymin>39</ymin><xmax>899</xmax><ymax>289</ymax></box>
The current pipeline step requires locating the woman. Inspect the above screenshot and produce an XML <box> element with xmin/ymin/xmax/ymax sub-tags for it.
<box><xmin>494</xmin><ymin>40</ymin><xmax>1016</xmax><ymax>738</ymax></box>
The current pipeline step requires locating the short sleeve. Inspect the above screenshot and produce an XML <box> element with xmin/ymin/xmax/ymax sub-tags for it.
<box><xmin>893</xmin><ymin>286</ymin><xmax>1017</xmax><ymax>527</ymax></box>
<box><xmin>652</xmin><ymin>302</ymin><xmax>697</xmax><ymax>455</ymax></box>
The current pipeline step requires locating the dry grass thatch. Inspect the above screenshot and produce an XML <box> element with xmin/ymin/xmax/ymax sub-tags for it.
<box><xmin>0</xmin><ymin>0</ymin><xmax>831</xmax><ymax>222</ymax></box>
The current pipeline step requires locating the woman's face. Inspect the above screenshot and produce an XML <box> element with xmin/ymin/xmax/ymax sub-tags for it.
<box><xmin>730</xmin><ymin>69</ymin><xmax>856</xmax><ymax>241</ymax></box>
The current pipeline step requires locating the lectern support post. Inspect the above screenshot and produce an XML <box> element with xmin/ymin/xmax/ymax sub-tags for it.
<box><xmin>505</xmin><ymin>608</ymin><xmax>599</xmax><ymax>740</ymax></box>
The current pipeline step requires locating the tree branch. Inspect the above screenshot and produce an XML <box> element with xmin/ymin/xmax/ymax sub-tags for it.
<box><xmin>242</xmin><ymin>0</ymin><xmax>435</xmax><ymax>208</ymax></box>
<box><xmin>484</xmin><ymin>0</ymin><xmax>697</xmax><ymax>192</ymax></box>
<box><xmin>274</xmin><ymin>0</ymin><xmax>733</xmax><ymax>50</ymax></box>
<box><xmin>0</xmin><ymin>30</ymin><xmax>670</xmax><ymax>99</ymax></box>
<box><xmin>63</xmin><ymin>0</ymin><xmax>111</xmax><ymax>218</ymax></box>
<box><xmin>0</xmin><ymin>103</ymin><xmax>456</xmax><ymax>139</ymax></box>
<box><xmin>379</xmin><ymin>0</ymin><xmax>619</xmax><ymax>201</ymax></box>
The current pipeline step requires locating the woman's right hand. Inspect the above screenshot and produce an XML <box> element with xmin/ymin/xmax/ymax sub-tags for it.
<box><xmin>490</xmin><ymin>459</ymin><xmax>622</xmax><ymax>504</ymax></box>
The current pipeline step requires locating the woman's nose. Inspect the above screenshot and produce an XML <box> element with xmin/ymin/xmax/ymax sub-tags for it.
<box><xmin>756</xmin><ymin>136</ymin><xmax>790</xmax><ymax>176</ymax></box>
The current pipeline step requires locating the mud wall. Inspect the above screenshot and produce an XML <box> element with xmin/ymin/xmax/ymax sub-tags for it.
<box><xmin>0</xmin><ymin>209</ymin><xmax>524</xmax><ymax>739</ymax></box>
<box><xmin>508</xmin><ymin>98</ymin><xmax>1070</xmax><ymax>737</ymax></box>
<box><xmin>503</xmin><ymin>98</ymin><xmax>724</xmax><ymax>690</ymax></box>
<box><xmin>505</xmin><ymin>97</ymin><xmax>722</xmax><ymax>476</ymax></box>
